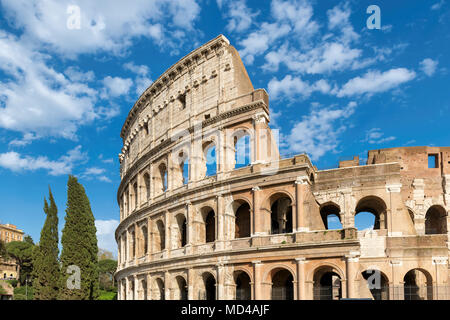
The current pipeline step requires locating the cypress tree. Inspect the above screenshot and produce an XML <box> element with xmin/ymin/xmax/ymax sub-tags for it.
<box><xmin>58</xmin><ymin>175</ymin><xmax>99</xmax><ymax>300</ymax></box>
<box><xmin>32</xmin><ymin>189</ymin><xmax>60</xmax><ymax>300</ymax></box>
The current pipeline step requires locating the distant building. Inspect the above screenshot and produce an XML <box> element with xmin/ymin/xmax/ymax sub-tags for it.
<box><xmin>0</xmin><ymin>224</ymin><xmax>24</xmax><ymax>243</ymax></box>
<box><xmin>0</xmin><ymin>224</ymin><xmax>24</xmax><ymax>280</ymax></box>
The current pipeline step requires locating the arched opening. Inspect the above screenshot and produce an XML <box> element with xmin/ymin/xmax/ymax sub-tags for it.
<box><xmin>122</xmin><ymin>234</ymin><xmax>127</xmax><ymax>262</ymax></box>
<box><xmin>202</xmin><ymin>273</ymin><xmax>216</xmax><ymax>300</ymax></box>
<box><xmin>158</xmin><ymin>163</ymin><xmax>168</xmax><ymax>193</ymax></box>
<box><xmin>204</xmin><ymin>142</ymin><xmax>217</xmax><ymax>177</ymax></box>
<box><xmin>271</xmin><ymin>268</ymin><xmax>294</xmax><ymax>300</ymax></box>
<box><xmin>130</xmin><ymin>230</ymin><xmax>135</xmax><ymax>259</ymax></box>
<box><xmin>355</xmin><ymin>196</ymin><xmax>387</xmax><ymax>230</ymax></box>
<box><xmin>143</xmin><ymin>172</ymin><xmax>150</xmax><ymax>200</ymax></box>
<box><xmin>141</xmin><ymin>279</ymin><xmax>147</xmax><ymax>300</ymax></box>
<box><xmin>133</xmin><ymin>182</ymin><xmax>138</xmax><ymax>210</ymax></box>
<box><xmin>234</xmin><ymin>133</ymin><xmax>251</xmax><ymax>169</ymax></box>
<box><xmin>155</xmin><ymin>278</ymin><xmax>165</xmax><ymax>300</ymax></box>
<box><xmin>204</xmin><ymin>210</ymin><xmax>216</xmax><ymax>243</ymax></box>
<box><xmin>141</xmin><ymin>225</ymin><xmax>148</xmax><ymax>255</ymax></box>
<box><xmin>175</xmin><ymin>214</ymin><xmax>187</xmax><ymax>248</ymax></box>
<box><xmin>425</xmin><ymin>205</ymin><xmax>447</xmax><ymax>235</ymax></box>
<box><xmin>320</xmin><ymin>203</ymin><xmax>342</xmax><ymax>230</ymax></box>
<box><xmin>129</xmin><ymin>279</ymin><xmax>135</xmax><ymax>300</ymax></box>
<box><xmin>234</xmin><ymin>271</ymin><xmax>251</xmax><ymax>300</ymax></box>
<box><xmin>404</xmin><ymin>269</ymin><xmax>433</xmax><ymax>300</ymax></box>
<box><xmin>270</xmin><ymin>194</ymin><xmax>293</xmax><ymax>234</ymax></box>
<box><xmin>155</xmin><ymin>220</ymin><xmax>165</xmax><ymax>251</ymax></box>
<box><xmin>182</xmin><ymin>156</ymin><xmax>189</xmax><ymax>185</ymax></box>
<box><xmin>235</xmin><ymin>202</ymin><xmax>251</xmax><ymax>238</ymax></box>
<box><xmin>175</xmin><ymin>276</ymin><xmax>188</xmax><ymax>300</ymax></box>
<box><xmin>313</xmin><ymin>267</ymin><xmax>342</xmax><ymax>300</ymax></box>
<box><xmin>362</xmin><ymin>270</ymin><xmax>389</xmax><ymax>300</ymax></box>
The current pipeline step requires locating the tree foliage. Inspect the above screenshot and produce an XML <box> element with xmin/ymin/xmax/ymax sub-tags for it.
<box><xmin>99</xmin><ymin>259</ymin><xmax>117</xmax><ymax>290</ymax></box>
<box><xmin>58</xmin><ymin>175</ymin><xmax>99</xmax><ymax>300</ymax></box>
<box><xmin>32</xmin><ymin>188</ymin><xmax>60</xmax><ymax>300</ymax></box>
<box><xmin>5</xmin><ymin>240</ymin><xmax>34</xmax><ymax>285</ymax></box>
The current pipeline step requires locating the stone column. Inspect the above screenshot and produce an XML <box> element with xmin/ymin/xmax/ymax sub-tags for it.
<box><xmin>252</xmin><ymin>261</ymin><xmax>263</xmax><ymax>300</ymax></box>
<box><xmin>295</xmin><ymin>176</ymin><xmax>310</xmax><ymax>232</ymax></box>
<box><xmin>346</xmin><ymin>252</ymin><xmax>360</xmax><ymax>298</ymax></box>
<box><xmin>216</xmin><ymin>263</ymin><xmax>224</xmax><ymax>300</ymax></box>
<box><xmin>147</xmin><ymin>273</ymin><xmax>152</xmax><ymax>300</ymax></box>
<box><xmin>185</xmin><ymin>201</ymin><xmax>194</xmax><ymax>254</ymax></box>
<box><xmin>117</xmin><ymin>280</ymin><xmax>121</xmax><ymax>300</ymax></box>
<box><xmin>386</xmin><ymin>183</ymin><xmax>403</xmax><ymax>236</ymax></box>
<box><xmin>216</xmin><ymin>194</ymin><xmax>225</xmax><ymax>250</ymax></box>
<box><xmin>134</xmin><ymin>223</ymin><xmax>138</xmax><ymax>264</ymax></box>
<box><xmin>134</xmin><ymin>275</ymin><xmax>139</xmax><ymax>300</ymax></box>
<box><xmin>164</xmin><ymin>210</ymin><xmax>170</xmax><ymax>258</ymax></box>
<box><xmin>433</xmin><ymin>256</ymin><xmax>449</xmax><ymax>300</ymax></box>
<box><xmin>390</xmin><ymin>260</ymin><xmax>403</xmax><ymax>300</ymax></box>
<box><xmin>252</xmin><ymin>186</ymin><xmax>264</xmax><ymax>235</ymax></box>
<box><xmin>147</xmin><ymin>217</ymin><xmax>152</xmax><ymax>261</ymax></box>
<box><xmin>296</xmin><ymin>257</ymin><xmax>307</xmax><ymax>300</ymax></box>
<box><xmin>187</xmin><ymin>268</ymin><xmax>195</xmax><ymax>300</ymax></box>
<box><xmin>252</xmin><ymin>113</ymin><xmax>269</xmax><ymax>164</ymax></box>
<box><xmin>164</xmin><ymin>271</ymin><xmax>171</xmax><ymax>300</ymax></box>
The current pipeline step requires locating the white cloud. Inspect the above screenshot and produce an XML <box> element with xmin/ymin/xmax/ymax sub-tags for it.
<box><xmin>431</xmin><ymin>0</ymin><xmax>445</xmax><ymax>10</ymax></box>
<box><xmin>263</xmin><ymin>42</ymin><xmax>362</xmax><ymax>74</ymax></box>
<box><xmin>222</xmin><ymin>0</ymin><xmax>258</xmax><ymax>33</ymax></box>
<box><xmin>124</xmin><ymin>62</ymin><xmax>153</xmax><ymax>96</ymax></box>
<box><xmin>239</xmin><ymin>22</ymin><xmax>291</xmax><ymax>64</ymax></box>
<box><xmin>1</xmin><ymin>0</ymin><xmax>201</xmax><ymax>57</ymax></box>
<box><xmin>101</xmin><ymin>76</ymin><xmax>132</xmax><ymax>98</ymax></box>
<box><xmin>337</xmin><ymin>68</ymin><xmax>416</xmax><ymax>97</ymax></box>
<box><xmin>0</xmin><ymin>145</ymin><xmax>87</xmax><ymax>175</ymax></box>
<box><xmin>286</xmin><ymin>102</ymin><xmax>357</xmax><ymax>160</ymax></box>
<box><xmin>95</xmin><ymin>219</ymin><xmax>119</xmax><ymax>257</ymax></box>
<box><xmin>80</xmin><ymin>166</ymin><xmax>112</xmax><ymax>183</ymax></box>
<box><xmin>363</xmin><ymin>128</ymin><xmax>396</xmax><ymax>144</ymax></box>
<box><xmin>268</xmin><ymin>75</ymin><xmax>331</xmax><ymax>100</ymax></box>
<box><xmin>0</xmin><ymin>31</ymin><xmax>111</xmax><ymax>140</ymax></box>
<box><xmin>64</xmin><ymin>67</ymin><xmax>95</xmax><ymax>82</ymax></box>
<box><xmin>419</xmin><ymin>58</ymin><xmax>438</xmax><ymax>76</ymax></box>
<box><xmin>326</xmin><ymin>2</ymin><xmax>359</xmax><ymax>44</ymax></box>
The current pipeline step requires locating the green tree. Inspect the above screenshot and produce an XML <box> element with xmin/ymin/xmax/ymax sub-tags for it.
<box><xmin>33</xmin><ymin>188</ymin><xmax>60</xmax><ymax>300</ymax></box>
<box><xmin>58</xmin><ymin>175</ymin><xmax>99</xmax><ymax>300</ymax></box>
<box><xmin>5</xmin><ymin>240</ymin><xmax>35</xmax><ymax>285</ymax></box>
<box><xmin>98</xmin><ymin>259</ymin><xmax>117</xmax><ymax>290</ymax></box>
<box><xmin>0</xmin><ymin>239</ymin><xmax>8</xmax><ymax>258</ymax></box>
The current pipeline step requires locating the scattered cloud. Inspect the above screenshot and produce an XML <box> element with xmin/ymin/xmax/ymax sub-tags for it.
<box><xmin>80</xmin><ymin>166</ymin><xmax>111</xmax><ymax>183</ymax></box>
<box><xmin>268</xmin><ymin>75</ymin><xmax>331</xmax><ymax>100</ymax></box>
<box><xmin>337</xmin><ymin>68</ymin><xmax>416</xmax><ymax>97</ymax></box>
<box><xmin>220</xmin><ymin>0</ymin><xmax>259</xmax><ymax>33</ymax></box>
<box><xmin>124</xmin><ymin>62</ymin><xmax>153</xmax><ymax>96</ymax></box>
<box><xmin>0</xmin><ymin>145</ymin><xmax>87</xmax><ymax>175</ymax></box>
<box><xmin>431</xmin><ymin>0</ymin><xmax>445</xmax><ymax>10</ymax></box>
<box><xmin>419</xmin><ymin>58</ymin><xmax>439</xmax><ymax>76</ymax></box>
<box><xmin>101</xmin><ymin>76</ymin><xmax>133</xmax><ymax>98</ymax></box>
<box><xmin>363</xmin><ymin>128</ymin><xmax>396</xmax><ymax>144</ymax></box>
<box><xmin>286</xmin><ymin>101</ymin><xmax>357</xmax><ymax>160</ymax></box>
<box><xmin>1</xmin><ymin>0</ymin><xmax>201</xmax><ymax>58</ymax></box>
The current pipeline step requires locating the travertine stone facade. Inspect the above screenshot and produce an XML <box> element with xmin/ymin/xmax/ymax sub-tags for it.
<box><xmin>115</xmin><ymin>35</ymin><xmax>449</xmax><ymax>300</ymax></box>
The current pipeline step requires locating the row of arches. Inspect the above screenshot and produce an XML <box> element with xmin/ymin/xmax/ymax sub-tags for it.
<box><xmin>120</xmin><ymin>133</ymin><xmax>252</xmax><ymax>219</ymax></box>
<box><xmin>119</xmin><ymin>194</ymin><xmax>448</xmax><ymax>261</ymax></box>
<box><xmin>121</xmin><ymin>266</ymin><xmax>436</xmax><ymax>300</ymax></box>
<box><xmin>320</xmin><ymin>198</ymin><xmax>448</xmax><ymax>234</ymax></box>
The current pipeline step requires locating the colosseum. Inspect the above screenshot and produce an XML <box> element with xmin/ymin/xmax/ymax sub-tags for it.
<box><xmin>115</xmin><ymin>35</ymin><xmax>450</xmax><ymax>300</ymax></box>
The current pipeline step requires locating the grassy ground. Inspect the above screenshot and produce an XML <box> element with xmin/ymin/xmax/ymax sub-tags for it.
<box><xmin>98</xmin><ymin>289</ymin><xmax>117</xmax><ymax>300</ymax></box>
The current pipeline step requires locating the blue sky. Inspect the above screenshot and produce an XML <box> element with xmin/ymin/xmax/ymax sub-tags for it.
<box><xmin>0</xmin><ymin>0</ymin><xmax>449</xmax><ymax>256</ymax></box>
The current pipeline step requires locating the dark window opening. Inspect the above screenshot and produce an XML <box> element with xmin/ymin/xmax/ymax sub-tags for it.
<box><xmin>428</xmin><ymin>154</ymin><xmax>438</xmax><ymax>168</ymax></box>
<box><xmin>178</xmin><ymin>93</ymin><xmax>186</xmax><ymax>109</ymax></box>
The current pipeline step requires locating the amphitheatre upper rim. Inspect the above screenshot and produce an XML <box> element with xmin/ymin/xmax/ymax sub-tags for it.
<box><xmin>120</xmin><ymin>34</ymin><xmax>230</xmax><ymax>140</ymax></box>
